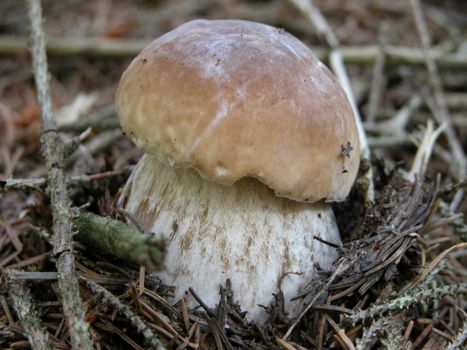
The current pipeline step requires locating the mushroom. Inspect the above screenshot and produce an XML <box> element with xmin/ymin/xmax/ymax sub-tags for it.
<box><xmin>116</xmin><ymin>19</ymin><xmax>360</xmax><ymax>322</ymax></box>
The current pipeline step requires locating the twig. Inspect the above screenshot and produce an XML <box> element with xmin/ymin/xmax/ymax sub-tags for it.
<box><xmin>444</xmin><ymin>93</ymin><xmax>467</xmax><ymax>110</ymax></box>
<box><xmin>401</xmin><ymin>242</ymin><xmax>467</xmax><ymax>294</ymax></box>
<box><xmin>63</xmin><ymin>127</ymin><xmax>92</xmax><ymax>158</ymax></box>
<box><xmin>366</xmin><ymin>24</ymin><xmax>388</xmax><ymax>125</ymax></box>
<box><xmin>356</xmin><ymin>314</ymin><xmax>406</xmax><ymax>350</ymax></box>
<box><xmin>26</xmin><ymin>1</ymin><xmax>93</xmax><ymax>348</ymax></box>
<box><xmin>326</xmin><ymin>315</ymin><xmax>355</xmax><ymax>350</ymax></box>
<box><xmin>347</xmin><ymin>282</ymin><xmax>467</xmax><ymax>325</ymax></box>
<box><xmin>0</xmin><ymin>35</ymin><xmax>152</xmax><ymax>56</ymax></box>
<box><xmin>287</xmin><ymin>0</ymin><xmax>338</xmax><ymax>47</ymax></box>
<box><xmin>65</xmin><ymin>129</ymin><xmax>122</xmax><ymax>168</ymax></box>
<box><xmin>188</xmin><ymin>288</ymin><xmax>216</xmax><ymax>318</ymax></box>
<box><xmin>367</xmin><ymin>133</ymin><xmax>418</xmax><ymax>148</ymax></box>
<box><xmin>366</xmin><ymin>94</ymin><xmax>422</xmax><ymax>136</ymax></box>
<box><xmin>5</xmin><ymin>273</ymin><xmax>54</xmax><ymax>350</ymax></box>
<box><xmin>58</xmin><ymin>116</ymin><xmax>120</xmax><ymax>133</ymax></box>
<box><xmin>403</xmin><ymin>320</ymin><xmax>415</xmax><ymax>348</ymax></box>
<box><xmin>446</xmin><ymin>321</ymin><xmax>467</xmax><ymax>350</ymax></box>
<box><xmin>412</xmin><ymin>323</ymin><xmax>434</xmax><ymax>349</ymax></box>
<box><xmin>7</xmin><ymin>271</ymin><xmax>58</xmax><ymax>280</ymax></box>
<box><xmin>1</xmin><ymin>36</ymin><xmax>467</xmax><ymax>68</ymax></box>
<box><xmin>410</xmin><ymin>0</ymin><xmax>466</xmax><ymax>210</ymax></box>
<box><xmin>73</xmin><ymin>212</ymin><xmax>164</xmax><ymax>270</ymax></box>
<box><xmin>283</xmin><ymin>258</ymin><xmax>349</xmax><ymax>340</ymax></box>
<box><xmin>407</xmin><ymin>120</ymin><xmax>446</xmax><ymax>181</ymax></box>
<box><xmin>1</xmin><ymin>167</ymin><xmax>132</xmax><ymax>192</ymax></box>
<box><xmin>313</xmin><ymin>235</ymin><xmax>340</xmax><ymax>248</ymax></box>
<box><xmin>0</xmin><ymin>177</ymin><xmax>45</xmax><ymax>192</ymax></box>
<box><xmin>288</xmin><ymin>0</ymin><xmax>375</xmax><ymax>203</ymax></box>
<box><xmin>339</xmin><ymin>45</ymin><xmax>467</xmax><ymax>70</ymax></box>
<box><xmin>86</xmin><ymin>280</ymin><xmax>167</xmax><ymax>350</ymax></box>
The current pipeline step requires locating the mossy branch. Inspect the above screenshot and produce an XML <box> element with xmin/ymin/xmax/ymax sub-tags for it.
<box><xmin>74</xmin><ymin>212</ymin><xmax>164</xmax><ymax>271</ymax></box>
<box><xmin>6</xmin><ymin>274</ymin><xmax>54</xmax><ymax>350</ymax></box>
<box><xmin>347</xmin><ymin>282</ymin><xmax>467</xmax><ymax>325</ymax></box>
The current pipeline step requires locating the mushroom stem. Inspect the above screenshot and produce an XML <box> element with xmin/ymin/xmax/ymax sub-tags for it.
<box><xmin>120</xmin><ymin>154</ymin><xmax>341</xmax><ymax>322</ymax></box>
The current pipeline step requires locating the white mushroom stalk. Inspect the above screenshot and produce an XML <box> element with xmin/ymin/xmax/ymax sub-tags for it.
<box><xmin>116</xmin><ymin>19</ymin><xmax>360</xmax><ymax>323</ymax></box>
<box><xmin>121</xmin><ymin>154</ymin><xmax>340</xmax><ymax>322</ymax></box>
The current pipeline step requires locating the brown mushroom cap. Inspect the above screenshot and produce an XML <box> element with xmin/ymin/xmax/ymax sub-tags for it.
<box><xmin>116</xmin><ymin>19</ymin><xmax>360</xmax><ymax>202</ymax></box>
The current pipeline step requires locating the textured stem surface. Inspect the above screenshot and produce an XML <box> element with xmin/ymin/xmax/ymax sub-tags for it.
<box><xmin>121</xmin><ymin>155</ymin><xmax>340</xmax><ymax>322</ymax></box>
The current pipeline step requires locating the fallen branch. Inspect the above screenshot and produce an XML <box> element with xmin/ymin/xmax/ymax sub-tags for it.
<box><xmin>347</xmin><ymin>282</ymin><xmax>467</xmax><ymax>325</ymax></box>
<box><xmin>26</xmin><ymin>1</ymin><xmax>93</xmax><ymax>348</ymax></box>
<box><xmin>0</xmin><ymin>208</ymin><xmax>164</xmax><ymax>270</ymax></box>
<box><xmin>288</xmin><ymin>0</ymin><xmax>375</xmax><ymax>203</ymax></box>
<box><xmin>410</xmin><ymin>0</ymin><xmax>466</xmax><ymax>211</ymax></box>
<box><xmin>1</xmin><ymin>36</ymin><xmax>466</xmax><ymax>69</ymax></box>
<box><xmin>74</xmin><ymin>212</ymin><xmax>164</xmax><ymax>270</ymax></box>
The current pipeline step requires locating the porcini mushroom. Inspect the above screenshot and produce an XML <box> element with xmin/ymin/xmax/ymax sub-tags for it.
<box><xmin>116</xmin><ymin>19</ymin><xmax>360</xmax><ymax>322</ymax></box>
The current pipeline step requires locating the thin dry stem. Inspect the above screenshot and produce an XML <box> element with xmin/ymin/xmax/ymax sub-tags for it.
<box><xmin>288</xmin><ymin>0</ymin><xmax>375</xmax><ymax>203</ymax></box>
<box><xmin>6</xmin><ymin>273</ymin><xmax>54</xmax><ymax>350</ymax></box>
<box><xmin>410</xmin><ymin>0</ymin><xmax>465</xmax><ymax>209</ymax></box>
<box><xmin>348</xmin><ymin>282</ymin><xmax>467</xmax><ymax>325</ymax></box>
<box><xmin>446</xmin><ymin>320</ymin><xmax>467</xmax><ymax>350</ymax></box>
<box><xmin>366</xmin><ymin>25</ymin><xmax>388</xmax><ymax>125</ymax></box>
<box><xmin>86</xmin><ymin>280</ymin><xmax>167</xmax><ymax>350</ymax></box>
<box><xmin>26</xmin><ymin>0</ymin><xmax>93</xmax><ymax>348</ymax></box>
<box><xmin>283</xmin><ymin>258</ymin><xmax>350</xmax><ymax>340</ymax></box>
<box><xmin>1</xmin><ymin>36</ymin><xmax>467</xmax><ymax>68</ymax></box>
<box><xmin>407</xmin><ymin>120</ymin><xmax>446</xmax><ymax>181</ymax></box>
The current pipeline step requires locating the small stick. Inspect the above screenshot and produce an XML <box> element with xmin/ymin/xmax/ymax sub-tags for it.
<box><xmin>403</xmin><ymin>319</ymin><xmax>415</xmax><ymax>346</ymax></box>
<box><xmin>1</xmin><ymin>36</ymin><xmax>467</xmax><ymax>69</ymax></box>
<box><xmin>283</xmin><ymin>259</ymin><xmax>349</xmax><ymax>339</ymax></box>
<box><xmin>26</xmin><ymin>1</ymin><xmax>93</xmax><ymax>348</ymax></box>
<box><xmin>5</xmin><ymin>273</ymin><xmax>54</xmax><ymax>350</ymax></box>
<box><xmin>407</xmin><ymin>120</ymin><xmax>446</xmax><ymax>181</ymax></box>
<box><xmin>313</xmin><ymin>235</ymin><xmax>340</xmax><ymax>248</ymax></box>
<box><xmin>1</xmin><ymin>167</ymin><xmax>131</xmax><ymax>192</ymax></box>
<box><xmin>347</xmin><ymin>282</ymin><xmax>467</xmax><ymax>325</ymax></box>
<box><xmin>365</xmin><ymin>24</ymin><xmax>388</xmax><ymax>125</ymax></box>
<box><xmin>446</xmin><ymin>321</ymin><xmax>467</xmax><ymax>350</ymax></box>
<box><xmin>326</xmin><ymin>315</ymin><xmax>355</xmax><ymax>350</ymax></box>
<box><xmin>73</xmin><ymin>212</ymin><xmax>164</xmax><ymax>270</ymax></box>
<box><xmin>138</xmin><ymin>266</ymin><xmax>146</xmax><ymax>296</ymax></box>
<box><xmin>410</xmin><ymin>0</ymin><xmax>466</xmax><ymax>210</ymax></box>
<box><xmin>86</xmin><ymin>280</ymin><xmax>167</xmax><ymax>350</ymax></box>
<box><xmin>65</xmin><ymin>129</ymin><xmax>122</xmax><ymax>167</ymax></box>
<box><xmin>188</xmin><ymin>288</ymin><xmax>216</xmax><ymax>318</ymax></box>
<box><xmin>401</xmin><ymin>242</ymin><xmax>467</xmax><ymax>294</ymax></box>
<box><xmin>367</xmin><ymin>94</ymin><xmax>422</xmax><ymax>136</ymax></box>
<box><xmin>288</xmin><ymin>0</ymin><xmax>375</xmax><ymax>203</ymax></box>
<box><xmin>7</xmin><ymin>271</ymin><xmax>58</xmax><ymax>280</ymax></box>
<box><xmin>59</xmin><ymin>116</ymin><xmax>120</xmax><ymax>132</ymax></box>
